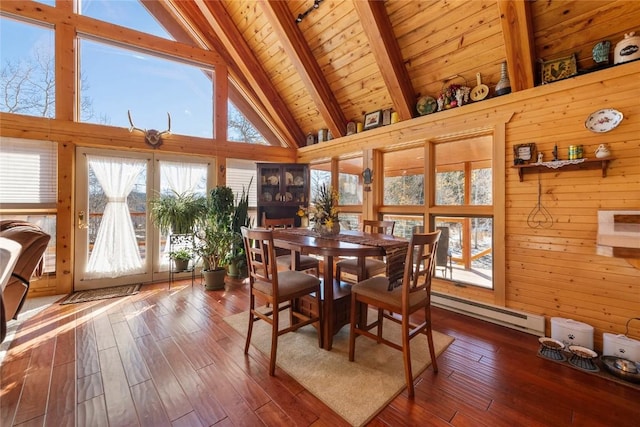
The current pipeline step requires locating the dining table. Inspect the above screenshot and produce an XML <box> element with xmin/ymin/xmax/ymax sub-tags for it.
<box><xmin>272</xmin><ymin>228</ymin><xmax>409</xmax><ymax>350</ymax></box>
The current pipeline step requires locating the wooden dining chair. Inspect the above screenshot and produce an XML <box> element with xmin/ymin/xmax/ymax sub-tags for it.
<box><xmin>262</xmin><ymin>215</ymin><xmax>320</xmax><ymax>276</ymax></box>
<box><xmin>241</xmin><ymin>227</ymin><xmax>322</xmax><ymax>375</ymax></box>
<box><xmin>348</xmin><ymin>228</ymin><xmax>441</xmax><ymax>398</ymax></box>
<box><xmin>335</xmin><ymin>219</ymin><xmax>395</xmax><ymax>283</ymax></box>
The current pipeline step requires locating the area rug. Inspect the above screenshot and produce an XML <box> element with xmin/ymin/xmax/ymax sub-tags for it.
<box><xmin>224</xmin><ymin>308</ymin><xmax>454</xmax><ymax>426</ymax></box>
<box><xmin>59</xmin><ymin>284</ymin><xmax>141</xmax><ymax>305</ymax></box>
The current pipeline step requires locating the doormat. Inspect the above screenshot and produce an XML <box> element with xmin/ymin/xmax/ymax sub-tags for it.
<box><xmin>60</xmin><ymin>284</ymin><xmax>141</xmax><ymax>305</ymax></box>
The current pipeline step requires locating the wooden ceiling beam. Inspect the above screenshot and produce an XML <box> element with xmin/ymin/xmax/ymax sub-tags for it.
<box><xmin>188</xmin><ymin>0</ymin><xmax>305</xmax><ymax>147</ymax></box>
<box><xmin>258</xmin><ymin>0</ymin><xmax>347</xmax><ymax>138</ymax></box>
<box><xmin>353</xmin><ymin>0</ymin><xmax>416</xmax><ymax>121</ymax></box>
<box><xmin>498</xmin><ymin>0</ymin><xmax>536</xmax><ymax>91</ymax></box>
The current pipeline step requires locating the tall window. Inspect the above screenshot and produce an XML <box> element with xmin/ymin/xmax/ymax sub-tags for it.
<box><xmin>0</xmin><ymin>17</ymin><xmax>55</xmax><ymax>118</ymax></box>
<box><xmin>433</xmin><ymin>135</ymin><xmax>494</xmax><ymax>289</ymax></box>
<box><xmin>227</xmin><ymin>102</ymin><xmax>267</xmax><ymax>144</ymax></box>
<box><xmin>382</xmin><ymin>147</ymin><xmax>425</xmax><ymax>237</ymax></box>
<box><xmin>78</xmin><ymin>37</ymin><xmax>214</xmax><ymax>137</ymax></box>
<box><xmin>0</xmin><ymin>137</ymin><xmax>57</xmax><ymax>273</ymax></box>
<box><xmin>79</xmin><ymin>0</ymin><xmax>174</xmax><ymax>40</ymax></box>
<box><xmin>337</xmin><ymin>157</ymin><xmax>363</xmax><ymax>230</ymax></box>
<box><xmin>227</xmin><ymin>159</ymin><xmax>258</xmax><ymax>225</ymax></box>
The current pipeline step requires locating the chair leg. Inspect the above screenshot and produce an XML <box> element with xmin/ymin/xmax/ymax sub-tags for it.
<box><xmin>401</xmin><ymin>317</ymin><xmax>415</xmax><ymax>398</ymax></box>
<box><xmin>270</xmin><ymin>306</ymin><xmax>279</xmax><ymax>376</ymax></box>
<box><xmin>245</xmin><ymin>295</ymin><xmax>256</xmax><ymax>354</ymax></box>
<box><xmin>348</xmin><ymin>294</ymin><xmax>357</xmax><ymax>361</ymax></box>
<box><xmin>335</xmin><ymin>264</ymin><xmax>342</xmax><ymax>283</ymax></box>
<box><xmin>425</xmin><ymin>307</ymin><xmax>438</xmax><ymax>373</ymax></box>
<box><xmin>376</xmin><ymin>308</ymin><xmax>384</xmax><ymax>343</ymax></box>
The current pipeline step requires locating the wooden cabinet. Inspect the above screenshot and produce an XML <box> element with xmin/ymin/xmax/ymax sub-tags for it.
<box><xmin>257</xmin><ymin>163</ymin><xmax>309</xmax><ymax>226</ymax></box>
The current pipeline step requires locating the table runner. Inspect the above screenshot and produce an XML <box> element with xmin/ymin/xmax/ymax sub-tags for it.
<box><xmin>276</xmin><ymin>228</ymin><xmax>408</xmax><ymax>288</ymax></box>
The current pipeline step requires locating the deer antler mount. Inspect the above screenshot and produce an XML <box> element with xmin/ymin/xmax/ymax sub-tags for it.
<box><xmin>127</xmin><ymin>110</ymin><xmax>171</xmax><ymax>148</ymax></box>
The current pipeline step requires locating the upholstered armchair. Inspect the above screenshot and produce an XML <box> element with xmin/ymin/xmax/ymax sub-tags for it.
<box><xmin>1</xmin><ymin>220</ymin><xmax>51</xmax><ymax>342</ymax></box>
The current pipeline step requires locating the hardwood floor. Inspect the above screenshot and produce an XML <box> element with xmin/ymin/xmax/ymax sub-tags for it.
<box><xmin>2</xmin><ymin>280</ymin><xmax>639</xmax><ymax>427</ymax></box>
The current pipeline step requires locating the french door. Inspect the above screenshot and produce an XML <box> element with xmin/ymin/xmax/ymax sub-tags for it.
<box><xmin>74</xmin><ymin>147</ymin><xmax>213</xmax><ymax>290</ymax></box>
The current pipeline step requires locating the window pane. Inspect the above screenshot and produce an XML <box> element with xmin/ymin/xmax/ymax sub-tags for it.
<box><xmin>227</xmin><ymin>159</ymin><xmax>258</xmax><ymax>226</ymax></box>
<box><xmin>0</xmin><ymin>214</ymin><xmax>56</xmax><ymax>274</ymax></box>
<box><xmin>0</xmin><ymin>138</ymin><xmax>57</xmax><ymax>207</ymax></box>
<box><xmin>79</xmin><ymin>38</ymin><xmax>213</xmax><ymax>137</ymax></box>
<box><xmin>79</xmin><ymin>0</ymin><xmax>174</xmax><ymax>40</ymax></box>
<box><xmin>339</xmin><ymin>213</ymin><xmax>362</xmax><ymax>231</ymax></box>
<box><xmin>310</xmin><ymin>162</ymin><xmax>331</xmax><ymax>199</ymax></box>
<box><xmin>0</xmin><ymin>17</ymin><xmax>54</xmax><ymax>118</ymax></box>
<box><xmin>472</xmin><ymin>167</ymin><xmax>492</xmax><ymax>205</ymax></box>
<box><xmin>435</xmin><ymin>135</ymin><xmax>492</xmax><ymax>206</ymax></box>
<box><xmin>338</xmin><ymin>157</ymin><xmax>362</xmax><ymax>205</ymax></box>
<box><xmin>227</xmin><ymin>101</ymin><xmax>267</xmax><ymax>144</ymax></box>
<box><xmin>383</xmin><ymin>148</ymin><xmax>424</xmax><ymax>205</ymax></box>
<box><xmin>382</xmin><ymin>214</ymin><xmax>423</xmax><ymax>239</ymax></box>
<box><xmin>434</xmin><ymin>216</ymin><xmax>493</xmax><ymax>289</ymax></box>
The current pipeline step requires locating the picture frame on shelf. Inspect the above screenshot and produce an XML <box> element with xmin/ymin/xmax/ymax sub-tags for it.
<box><xmin>363</xmin><ymin>110</ymin><xmax>382</xmax><ymax>130</ymax></box>
<box><xmin>514</xmin><ymin>143</ymin><xmax>536</xmax><ymax>165</ymax></box>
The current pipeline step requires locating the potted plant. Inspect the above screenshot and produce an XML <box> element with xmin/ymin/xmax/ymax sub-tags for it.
<box><xmin>149</xmin><ymin>190</ymin><xmax>207</xmax><ymax>235</ymax></box>
<box><xmin>169</xmin><ymin>248</ymin><xmax>192</xmax><ymax>272</ymax></box>
<box><xmin>196</xmin><ymin>186</ymin><xmax>239</xmax><ymax>290</ymax></box>
<box><xmin>228</xmin><ymin>178</ymin><xmax>253</xmax><ymax>279</ymax></box>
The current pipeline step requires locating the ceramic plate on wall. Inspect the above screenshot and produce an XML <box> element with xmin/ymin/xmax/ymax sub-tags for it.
<box><xmin>585</xmin><ymin>108</ymin><xmax>623</xmax><ymax>133</ymax></box>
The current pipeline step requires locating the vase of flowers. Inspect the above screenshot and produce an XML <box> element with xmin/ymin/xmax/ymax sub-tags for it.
<box><xmin>307</xmin><ymin>183</ymin><xmax>340</xmax><ymax>235</ymax></box>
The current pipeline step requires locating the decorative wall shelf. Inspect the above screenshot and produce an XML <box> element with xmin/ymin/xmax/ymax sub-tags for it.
<box><xmin>513</xmin><ymin>157</ymin><xmax>613</xmax><ymax>182</ymax></box>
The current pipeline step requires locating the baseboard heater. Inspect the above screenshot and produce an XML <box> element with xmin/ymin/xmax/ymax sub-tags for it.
<box><xmin>432</xmin><ymin>292</ymin><xmax>545</xmax><ymax>336</ymax></box>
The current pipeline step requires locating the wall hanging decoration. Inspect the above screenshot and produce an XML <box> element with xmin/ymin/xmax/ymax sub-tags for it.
<box><xmin>513</xmin><ymin>143</ymin><xmax>536</xmax><ymax>165</ymax></box>
<box><xmin>585</xmin><ymin>108</ymin><xmax>623</xmax><ymax>133</ymax></box>
<box><xmin>527</xmin><ymin>175</ymin><xmax>553</xmax><ymax>229</ymax></box>
<box><xmin>127</xmin><ymin>110</ymin><xmax>171</xmax><ymax>148</ymax></box>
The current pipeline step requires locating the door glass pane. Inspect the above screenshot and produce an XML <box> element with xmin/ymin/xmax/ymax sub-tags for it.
<box><xmin>86</xmin><ymin>156</ymin><xmax>147</xmax><ymax>279</ymax></box>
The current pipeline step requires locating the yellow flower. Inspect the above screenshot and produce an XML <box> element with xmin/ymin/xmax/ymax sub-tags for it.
<box><xmin>297</xmin><ymin>207</ymin><xmax>306</xmax><ymax>217</ymax></box>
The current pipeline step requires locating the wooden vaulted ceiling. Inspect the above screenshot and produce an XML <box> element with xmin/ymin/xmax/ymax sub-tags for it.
<box><xmin>144</xmin><ymin>0</ymin><xmax>640</xmax><ymax>149</ymax></box>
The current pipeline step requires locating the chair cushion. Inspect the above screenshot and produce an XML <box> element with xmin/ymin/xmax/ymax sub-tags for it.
<box><xmin>351</xmin><ymin>276</ymin><xmax>428</xmax><ymax>311</ymax></box>
<box><xmin>276</xmin><ymin>254</ymin><xmax>319</xmax><ymax>271</ymax></box>
<box><xmin>254</xmin><ymin>270</ymin><xmax>320</xmax><ymax>299</ymax></box>
<box><xmin>336</xmin><ymin>257</ymin><xmax>386</xmax><ymax>276</ymax></box>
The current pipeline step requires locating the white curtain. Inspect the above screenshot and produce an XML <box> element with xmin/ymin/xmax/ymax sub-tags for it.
<box><xmin>161</xmin><ymin>161</ymin><xmax>207</xmax><ymax>195</ymax></box>
<box><xmin>86</xmin><ymin>155</ymin><xmax>146</xmax><ymax>278</ymax></box>
<box><xmin>160</xmin><ymin>161</ymin><xmax>208</xmax><ymax>266</ymax></box>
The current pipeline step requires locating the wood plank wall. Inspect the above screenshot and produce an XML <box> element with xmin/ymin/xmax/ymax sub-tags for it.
<box><xmin>298</xmin><ymin>62</ymin><xmax>640</xmax><ymax>350</ymax></box>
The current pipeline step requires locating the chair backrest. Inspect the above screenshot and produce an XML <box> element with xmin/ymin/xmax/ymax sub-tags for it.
<box><xmin>401</xmin><ymin>229</ymin><xmax>440</xmax><ymax>303</ymax></box>
<box><xmin>241</xmin><ymin>226</ymin><xmax>280</xmax><ymax>297</ymax></box>
<box><xmin>435</xmin><ymin>226</ymin><xmax>450</xmax><ymax>267</ymax></box>
<box><xmin>262</xmin><ymin>216</ymin><xmax>295</xmax><ymax>229</ymax></box>
<box><xmin>362</xmin><ymin>219</ymin><xmax>395</xmax><ymax>235</ymax></box>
